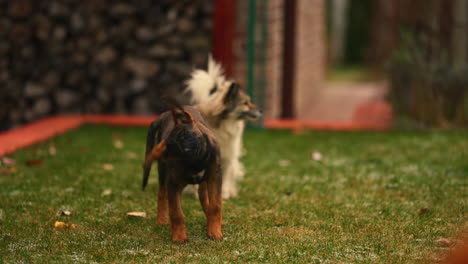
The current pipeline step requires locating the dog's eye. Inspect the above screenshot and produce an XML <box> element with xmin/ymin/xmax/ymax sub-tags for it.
<box><xmin>243</xmin><ymin>101</ymin><xmax>249</xmax><ymax>105</ymax></box>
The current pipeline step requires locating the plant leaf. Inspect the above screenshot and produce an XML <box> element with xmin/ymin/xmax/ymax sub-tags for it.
<box><xmin>113</xmin><ymin>140</ymin><xmax>124</xmax><ymax>149</ymax></box>
<box><xmin>102</xmin><ymin>189</ymin><xmax>112</xmax><ymax>196</ymax></box>
<box><xmin>127</xmin><ymin>212</ymin><xmax>147</xmax><ymax>218</ymax></box>
<box><xmin>54</xmin><ymin>221</ymin><xmax>77</xmax><ymax>228</ymax></box>
<box><xmin>60</xmin><ymin>210</ymin><xmax>71</xmax><ymax>216</ymax></box>
<box><xmin>278</xmin><ymin>160</ymin><xmax>290</xmax><ymax>167</ymax></box>
<box><xmin>49</xmin><ymin>144</ymin><xmax>57</xmax><ymax>156</ymax></box>
<box><xmin>102</xmin><ymin>164</ymin><xmax>114</xmax><ymax>171</ymax></box>
<box><xmin>311</xmin><ymin>151</ymin><xmax>323</xmax><ymax>161</ymax></box>
<box><xmin>26</xmin><ymin>159</ymin><xmax>43</xmax><ymax>167</ymax></box>
<box><xmin>1</xmin><ymin>157</ymin><xmax>16</xmax><ymax>166</ymax></box>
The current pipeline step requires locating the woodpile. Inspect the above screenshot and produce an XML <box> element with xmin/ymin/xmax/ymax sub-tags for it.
<box><xmin>0</xmin><ymin>0</ymin><xmax>213</xmax><ymax>131</ymax></box>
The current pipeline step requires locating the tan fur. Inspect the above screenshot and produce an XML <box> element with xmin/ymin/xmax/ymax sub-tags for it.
<box><xmin>185</xmin><ymin>58</ymin><xmax>260</xmax><ymax>199</ymax></box>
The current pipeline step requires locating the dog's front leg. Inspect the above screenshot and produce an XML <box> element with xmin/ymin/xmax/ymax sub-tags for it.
<box><xmin>221</xmin><ymin>160</ymin><xmax>240</xmax><ymax>199</ymax></box>
<box><xmin>205</xmin><ymin>162</ymin><xmax>223</xmax><ymax>240</ymax></box>
<box><xmin>167</xmin><ymin>181</ymin><xmax>187</xmax><ymax>243</ymax></box>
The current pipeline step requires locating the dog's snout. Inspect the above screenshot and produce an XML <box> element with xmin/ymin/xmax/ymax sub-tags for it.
<box><xmin>253</xmin><ymin>108</ymin><xmax>262</xmax><ymax>115</ymax></box>
<box><xmin>241</xmin><ymin>108</ymin><xmax>262</xmax><ymax>120</ymax></box>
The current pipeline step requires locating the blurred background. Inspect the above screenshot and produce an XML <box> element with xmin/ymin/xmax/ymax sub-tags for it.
<box><xmin>0</xmin><ymin>0</ymin><xmax>467</xmax><ymax>131</ymax></box>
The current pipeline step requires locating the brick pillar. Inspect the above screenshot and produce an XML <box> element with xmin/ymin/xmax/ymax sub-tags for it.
<box><xmin>265</xmin><ymin>0</ymin><xmax>284</xmax><ymax>119</ymax></box>
<box><xmin>264</xmin><ymin>0</ymin><xmax>325</xmax><ymax>120</ymax></box>
<box><xmin>294</xmin><ymin>0</ymin><xmax>326</xmax><ymax>120</ymax></box>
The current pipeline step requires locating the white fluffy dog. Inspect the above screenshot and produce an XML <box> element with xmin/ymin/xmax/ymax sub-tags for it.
<box><xmin>184</xmin><ymin>56</ymin><xmax>261</xmax><ymax>199</ymax></box>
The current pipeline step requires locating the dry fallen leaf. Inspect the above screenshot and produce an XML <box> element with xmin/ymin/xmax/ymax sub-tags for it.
<box><xmin>54</xmin><ymin>221</ymin><xmax>77</xmax><ymax>228</ymax></box>
<box><xmin>111</xmin><ymin>133</ymin><xmax>121</xmax><ymax>140</ymax></box>
<box><xmin>311</xmin><ymin>151</ymin><xmax>323</xmax><ymax>161</ymax></box>
<box><xmin>127</xmin><ymin>212</ymin><xmax>147</xmax><ymax>218</ymax></box>
<box><xmin>1</xmin><ymin>169</ymin><xmax>10</xmax><ymax>175</ymax></box>
<box><xmin>126</xmin><ymin>152</ymin><xmax>137</xmax><ymax>159</ymax></box>
<box><xmin>25</xmin><ymin>159</ymin><xmax>43</xmax><ymax>167</ymax></box>
<box><xmin>60</xmin><ymin>210</ymin><xmax>71</xmax><ymax>216</ymax></box>
<box><xmin>123</xmin><ymin>249</ymin><xmax>150</xmax><ymax>256</ymax></box>
<box><xmin>278</xmin><ymin>160</ymin><xmax>290</xmax><ymax>167</ymax></box>
<box><xmin>102</xmin><ymin>189</ymin><xmax>112</xmax><ymax>196</ymax></box>
<box><xmin>437</xmin><ymin>238</ymin><xmax>454</xmax><ymax>247</ymax></box>
<box><xmin>417</xmin><ymin>208</ymin><xmax>429</xmax><ymax>215</ymax></box>
<box><xmin>102</xmin><ymin>164</ymin><xmax>114</xmax><ymax>171</ymax></box>
<box><xmin>49</xmin><ymin>144</ymin><xmax>57</xmax><ymax>156</ymax></box>
<box><xmin>1</xmin><ymin>157</ymin><xmax>16</xmax><ymax>166</ymax></box>
<box><xmin>113</xmin><ymin>140</ymin><xmax>124</xmax><ymax>149</ymax></box>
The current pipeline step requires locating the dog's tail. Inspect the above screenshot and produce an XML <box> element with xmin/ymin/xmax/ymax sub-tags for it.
<box><xmin>142</xmin><ymin>119</ymin><xmax>166</xmax><ymax>190</ymax></box>
<box><xmin>185</xmin><ymin>55</ymin><xmax>226</xmax><ymax>104</ymax></box>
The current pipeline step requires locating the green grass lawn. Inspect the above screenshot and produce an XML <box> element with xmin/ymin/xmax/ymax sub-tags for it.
<box><xmin>1</xmin><ymin>125</ymin><xmax>467</xmax><ymax>263</ymax></box>
<box><xmin>326</xmin><ymin>66</ymin><xmax>386</xmax><ymax>82</ymax></box>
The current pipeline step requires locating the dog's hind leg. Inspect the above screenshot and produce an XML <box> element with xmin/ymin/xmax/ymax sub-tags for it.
<box><xmin>156</xmin><ymin>163</ymin><xmax>169</xmax><ymax>225</ymax></box>
<box><xmin>167</xmin><ymin>179</ymin><xmax>187</xmax><ymax>243</ymax></box>
<box><xmin>205</xmin><ymin>161</ymin><xmax>223</xmax><ymax>240</ymax></box>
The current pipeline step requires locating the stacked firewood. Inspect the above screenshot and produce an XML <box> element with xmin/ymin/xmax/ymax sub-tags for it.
<box><xmin>0</xmin><ymin>0</ymin><xmax>213</xmax><ymax>131</ymax></box>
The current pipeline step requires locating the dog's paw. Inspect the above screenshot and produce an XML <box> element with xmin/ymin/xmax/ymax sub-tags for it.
<box><xmin>207</xmin><ymin>231</ymin><xmax>223</xmax><ymax>241</ymax></box>
<box><xmin>172</xmin><ymin>234</ymin><xmax>188</xmax><ymax>243</ymax></box>
<box><xmin>172</xmin><ymin>238</ymin><xmax>188</xmax><ymax>243</ymax></box>
<box><xmin>221</xmin><ymin>187</ymin><xmax>238</xmax><ymax>199</ymax></box>
<box><xmin>221</xmin><ymin>193</ymin><xmax>231</xmax><ymax>199</ymax></box>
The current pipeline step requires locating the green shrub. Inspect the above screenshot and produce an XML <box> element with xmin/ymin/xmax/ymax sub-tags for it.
<box><xmin>388</xmin><ymin>31</ymin><xmax>468</xmax><ymax>128</ymax></box>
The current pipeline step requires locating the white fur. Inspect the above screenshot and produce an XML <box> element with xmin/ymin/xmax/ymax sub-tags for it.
<box><xmin>214</xmin><ymin>119</ymin><xmax>245</xmax><ymax>198</ymax></box>
<box><xmin>185</xmin><ymin>56</ymin><xmax>246</xmax><ymax>199</ymax></box>
<box><xmin>186</xmin><ymin>55</ymin><xmax>229</xmax><ymax>104</ymax></box>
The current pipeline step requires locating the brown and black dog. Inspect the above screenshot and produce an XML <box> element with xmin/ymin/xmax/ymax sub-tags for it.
<box><xmin>143</xmin><ymin>105</ymin><xmax>222</xmax><ymax>242</ymax></box>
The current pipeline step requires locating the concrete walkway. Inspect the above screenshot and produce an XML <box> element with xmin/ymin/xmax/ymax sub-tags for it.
<box><xmin>305</xmin><ymin>81</ymin><xmax>389</xmax><ymax>122</ymax></box>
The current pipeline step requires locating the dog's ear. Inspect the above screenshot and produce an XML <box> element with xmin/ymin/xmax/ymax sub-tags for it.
<box><xmin>224</xmin><ymin>82</ymin><xmax>240</xmax><ymax>104</ymax></box>
<box><xmin>171</xmin><ymin>108</ymin><xmax>194</xmax><ymax>124</ymax></box>
<box><xmin>182</xmin><ymin>110</ymin><xmax>194</xmax><ymax>124</ymax></box>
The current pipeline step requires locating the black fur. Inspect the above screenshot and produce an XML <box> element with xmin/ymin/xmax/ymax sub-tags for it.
<box><xmin>209</xmin><ymin>86</ymin><xmax>218</xmax><ymax>95</ymax></box>
<box><xmin>143</xmin><ymin>119</ymin><xmax>161</xmax><ymax>189</ymax></box>
<box><xmin>224</xmin><ymin>83</ymin><xmax>240</xmax><ymax>106</ymax></box>
<box><xmin>143</xmin><ymin>107</ymin><xmax>220</xmax><ymax>189</ymax></box>
<box><xmin>142</xmin><ymin>105</ymin><xmax>223</xmax><ymax>242</ymax></box>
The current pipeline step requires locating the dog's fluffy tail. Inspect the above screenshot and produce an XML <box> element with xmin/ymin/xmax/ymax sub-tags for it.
<box><xmin>185</xmin><ymin>55</ymin><xmax>226</xmax><ymax>104</ymax></box>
